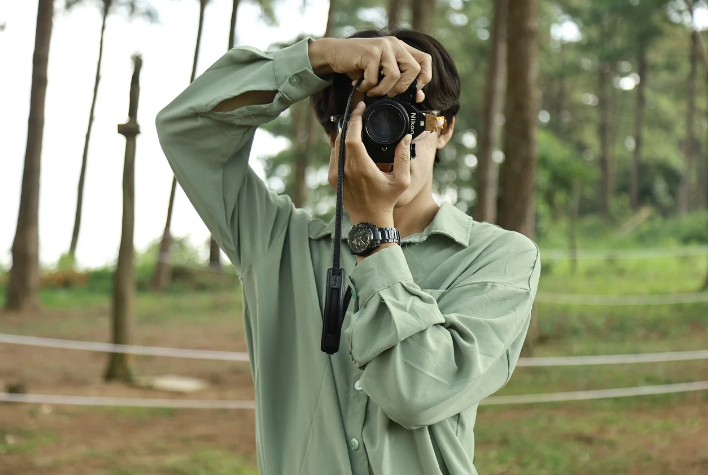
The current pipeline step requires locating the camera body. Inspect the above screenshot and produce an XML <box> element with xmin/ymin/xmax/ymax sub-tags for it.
<box><xmin>362</xmin><ymin>78</ymin><xmax>426</xmax><ymax>164</ymax></box>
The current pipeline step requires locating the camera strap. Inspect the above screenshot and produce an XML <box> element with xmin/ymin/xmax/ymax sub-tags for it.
<box><xmin>321</xmin><ymin>76</ymin><xmax>365</xmax><ymax>355</ymax></box>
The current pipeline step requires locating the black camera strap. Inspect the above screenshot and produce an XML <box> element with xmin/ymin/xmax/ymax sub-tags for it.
<box><xmin>321</xmin><ymin>76</ymin><xmax>365</xmax><ymax>355</ymax></box>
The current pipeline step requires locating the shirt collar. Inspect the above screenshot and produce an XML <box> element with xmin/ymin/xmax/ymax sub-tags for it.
<box><xmin>310</xmin><ymin>201</ymin><xmax>472</xmax><ymax>247</ymax></box>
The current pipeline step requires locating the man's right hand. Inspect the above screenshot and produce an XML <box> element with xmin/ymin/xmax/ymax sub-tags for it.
<box><xmin>308</xmin><ymin>37</ymin><xmax>432</xmax><ymax>102</ymax></box>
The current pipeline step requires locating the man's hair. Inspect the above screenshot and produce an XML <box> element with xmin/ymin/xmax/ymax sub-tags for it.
<box><xmin>309</xmin><ymin>28</ymin><xmax>461</xmax><ymax>168</ymax></box>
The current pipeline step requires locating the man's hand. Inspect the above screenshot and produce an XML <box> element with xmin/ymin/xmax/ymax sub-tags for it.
<box><xmin>328</xmin><ymin>101</ymin><xmax>412</xmax><ymax>229</ymax></box>
<box><xmin>308</xmin><ymin>36</ymin><xmax>432</xmax><ymax>102</ymax></box>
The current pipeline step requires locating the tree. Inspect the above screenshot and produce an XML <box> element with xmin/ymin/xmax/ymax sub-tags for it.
<box><xmin>474</xmin><ymin>0</ymin><xmax>507</xmax><ymax>224</ymax></box>
<box><xmin>497</xmin><ymin>0</ymin><xmax>540</xmax><ymax>354</ymax></box>
<box><xmin>153</xmin><ymin>0</ymin><xmax>209</xmax><ymax>292</ymax></box>
<box><xmin>411</xmin><ymin>0</ymin><xmax>436</xmax><ymax>33</ymax></box>
<box><xmin>105</xmin><ymin>55</ymin><xmax>142</xmax><ymax>381</ymax></box>
<box><xmin>679</xmin><ymin>30</ymin><xmax>698</xmax><ymax>213</ymax></box>
<box><xmin>5</xmin><ymin>0</ymin><xmax>55</xmax><ymax>312</ymax></box>
<box><xmin>387</xmin><ymin>0</ymin><xmax>403</xmax><ymax>30</ymax></box>
<box><xmin>65</xmin><ymin>0</ymin><xmax>157</xmax><ymax>264</ymax></box>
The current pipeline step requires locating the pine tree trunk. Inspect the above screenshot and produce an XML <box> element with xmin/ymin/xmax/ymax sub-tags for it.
<box><xmin>497</xmin><ymin>0</ymin><xmax>540</xmax><ymax>355</ymax></box>
<box><xmin>474</xmin><ymin>0</ymin><xmax>507</xmax><ymax>224</ymax></box>
<box><xmin>228</xmin><ymin>0</ymin><xmax>240</xmax><ymax>50</ymax></box>
<box><xmin>5</xmin><ymin>0</ymin><xmax>54</xmax><ymax>312</ymax></box>
<box><xmin>680</xmin><ymin>31</ymin><xmax>697</xmax><ymax>214</ymax></box>
<box><xmin>387</xmin><ymin>0</ymin><xmax>403</xmax><ymax>30</ymax></box>
<box><xmin>325</xmin><ymin>0</ymin><xmax>336</xmax><ymax>37</ymax></box>
<box><xmin>597</xmin><ymin>64</ymin><xmax>612</xmax><ymax>215</ymax></box>
<box><xmin>153</xmin><ymin>0</ymin><xmax>207</xmax><ymax>291</ymax></box>
<box><xmin>411</xmin><ymin>0</ymin><xmax>436</xmax><ymax>33</ymax></box>
<box><xmin>105</xmin><ymin>56</ymin><xmax>142</xmax><ymax>381</ymax></box>
<box><xmin>631</xmin><ymin>49</ymin><xmax>647</xmax><ymax>211</ymax></box>
<box><xmin>68</xmin><ymin>0</ymin><xmax>110</xmax><ymax>261</ymax></box>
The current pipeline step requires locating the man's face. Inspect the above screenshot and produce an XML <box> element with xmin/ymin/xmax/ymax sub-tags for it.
<box><xmin>327</xmin><ymin>89</ymin><xmax>455</xmax><ymax>208</ymax></box>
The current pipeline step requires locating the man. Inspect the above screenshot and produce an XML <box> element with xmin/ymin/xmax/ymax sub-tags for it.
<box><xmin>156</xmin><ymin>28</ymin><xmax>540</xmax><ymax>475</ymax></box>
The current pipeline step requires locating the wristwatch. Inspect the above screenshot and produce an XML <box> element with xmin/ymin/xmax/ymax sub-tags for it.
<box><xmin>348</xmin><ymin>222</ymin><xmax>401</xmax><ymax>257</ymax></box>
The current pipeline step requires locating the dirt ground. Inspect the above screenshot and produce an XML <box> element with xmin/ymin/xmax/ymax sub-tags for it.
<box><xmin>1</xmin><ymin>303</ymin><xmax>708</xmax><ymax>475</ymax></box>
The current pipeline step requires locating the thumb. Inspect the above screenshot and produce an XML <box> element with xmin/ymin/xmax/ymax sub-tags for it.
<box><xmin>391</xmin><ymin>134</ymin><xmax>412</xmax><ymax>181</ymax></box>
<box><xmin>344</xmin><ymin>101</ymin><xmax>365</xmax><ymax>145</ymax></box>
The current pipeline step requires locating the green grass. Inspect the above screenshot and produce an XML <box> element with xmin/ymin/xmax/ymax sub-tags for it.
<box><xmin>0</xmin><ymin>428</ymin><xmax>58</xmax><ymax>456</ymax></box>
<box><xmin>86</xmin><ymin>449</ymin><xmax>257</xmax><ymax>475</ymax></box>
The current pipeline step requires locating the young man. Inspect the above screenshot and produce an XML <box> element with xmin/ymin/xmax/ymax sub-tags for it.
<box><xmin>156</xmin><ymin>28</ymin><xmax>540</xmax><ymax>475</ymax></box>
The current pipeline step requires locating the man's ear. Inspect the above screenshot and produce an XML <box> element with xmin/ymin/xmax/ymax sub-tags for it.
<box><xmin>436</xmin><ymin>116</ymin><xmax>456</xmax><ymax>150</ymax></box>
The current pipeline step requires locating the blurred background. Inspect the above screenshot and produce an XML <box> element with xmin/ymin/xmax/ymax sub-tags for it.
<box><xmin>2</xmin><ymin>0</ymin><xmax>708</xmax><ymax>473</ymax></box>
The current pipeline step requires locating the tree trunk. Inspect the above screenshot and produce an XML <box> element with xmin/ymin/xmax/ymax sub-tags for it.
<box><xmin>497</xmin><ymin>0</ymin><xmax>540</xmax><ymax>355</ymax></box>
<box><xmin>631</xmin><ymin>48</ymin><xmax>647</xmax><ymax>211</ymax></box>
<box><xmin>411</xmin><ymin>0</ymin><xmax>436</xmax><ymax>33</ymax></box>
<box><xmin>5</xmin><ymin>0</ymin><xmax>54</xmax><ymax>312</ymax></box>
<box><xmin>387</xmin><ymin>0</ymin><xmax>403</xmax><ymax>30</ymax></box>
<box><xmin>597</xmin><ymin>64</ymin><xmax>612</xmax><ymax>215</ymax></box>
<box><xmin>152</xmin><ymin>0</ymin><xmax>207</xmax><ymax>292</ymax></box>
<box><xmin>680</xmin><ymin>30</ymin><xmax>698</xmax><ymax>214</ymax></box>
<box><xmin>474</xmin><ymin>0</ymin><xmax>507</xmax><ymax>224</ymax></box>
<box><xmin>325</xmin><ymin>0</ymin><xmax>336</xmax><ymax>37</ymax></box>
<box><xmin>568</xmin><ymin>179</ymin><xmax>581</xmax><ymax>275</ymax></box>
<box><xmin>228</xmin><ymin>0</ymin><xmax>240</xmax><ymax>50</ymax></box>
<box><xmin>105</xmin><ymin>56</ymin><xmax>142</xmax><ymax>381</ymax></box>
<box><xmin>68</xmin><ymin>0</ymin><xmax>110</xmax><ymax>261</ymax></box>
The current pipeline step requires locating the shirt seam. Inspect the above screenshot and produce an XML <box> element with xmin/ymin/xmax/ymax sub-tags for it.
<box><xmin>297</xmin><ymin>359</ymin><xmax>333</xmax><ymax>475</ymax></box>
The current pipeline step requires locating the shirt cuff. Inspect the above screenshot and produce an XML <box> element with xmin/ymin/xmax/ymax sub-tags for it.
<box><xmin>349</xmin><ymin>245</ymin><xmax>414</xmax><ymax>308</ymax></box>
<box><xmin>272</xmin><ymin>37</ymin><xmax>333</xmax><ymax>103</ymax></box>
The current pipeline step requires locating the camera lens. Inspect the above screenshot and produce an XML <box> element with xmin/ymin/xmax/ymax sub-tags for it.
<box><xmin>365</xmin><ymin>104</ymin><xmax>406</xmax><ymax>144</ymax></box>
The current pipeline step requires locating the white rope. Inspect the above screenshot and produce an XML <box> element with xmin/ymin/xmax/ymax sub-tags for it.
<box><xmin>535</xmin><ymin>291</ymin><xmax>708</xmax><ymax>305</ymax></box>
<box><xmin>481</xmin><ymin>381</ymin><xmax>708</xmax><ymax>405</ymax></box>
<box><xmin>2</xmin><ymin>333</ymin><xmax>707</xmax><ymax>367</ymax></box>
<box><xmin>2</xmin><ymin>381</ymin><xmax>706</xmax><ymax>408</ymax></box>
<box><xmin>0</xmin><ymin>333</ymin><xmax>249</xmax><ymax>362</ymax></box>
<box><xmin>0</xmin><ymin>393</ymin><xmax>254</xmax><ymax>409</ymax></box>
<box><xmin>540</xmin><ymin>245</ymin><xmax>708</xmax><ymax>260</ymax></box>
<box><xmin>517</xmin><ymin>349</ymin><xmax>708</xmax><ymax>366</ymax></box>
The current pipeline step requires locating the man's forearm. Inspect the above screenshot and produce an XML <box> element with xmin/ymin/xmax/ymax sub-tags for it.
<box><xmin>308</xmin><ymin>38</ymin><xmax>335</xmax><ymax>78</ymax></box>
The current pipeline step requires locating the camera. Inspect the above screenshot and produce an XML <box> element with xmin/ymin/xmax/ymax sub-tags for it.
<box><xmin>362</xmin><ymin>78</ymin><xmax>427</xmax><ymax>164</ymax></box>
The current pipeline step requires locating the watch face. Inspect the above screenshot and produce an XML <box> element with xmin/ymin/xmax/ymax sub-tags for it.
<box><xmin>349</xmin><ymin>226</ymin><xmax>374</xmax><ymax>253</ymax></box>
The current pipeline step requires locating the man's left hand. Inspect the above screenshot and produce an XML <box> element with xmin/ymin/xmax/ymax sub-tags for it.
<box><xmin>327</xmin><ymin>101</ymin><xmax>412</xmax><ymax>228</ymax></box>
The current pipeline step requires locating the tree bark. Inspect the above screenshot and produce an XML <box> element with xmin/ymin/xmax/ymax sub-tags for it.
<box><xmin>5</xmin><ymin>0</ymin><xmax>54</xmax><ymax>312</ymax></box>
<box><xmin>411</xmin><ymin>0</ymin><xmax>436</xmax><ymax>33</ymax></box>
<box><xmin>680</xmin><ymin>30</ymin><xmax>697</xmax><ymax>214</ymax></box>
<box><xmin>387</xmin><ymin>0</ymin><xmax>403</xmax><ymax>30</ymax></box>
<box><xmin>228</xmin><ymin>0</ymin><xmax>240</xmax><ymax>50</ymax></box>
<box><xmin>325</xmin><ymin>0</ymin><xmax>336</xmax><ymax>37</ymax></box>
<box><xmin>497</xmin><ymin>0</ymin><xmax>540</xmax><ymax>356</ymax></box>
<box><xmin>597</xmin><ymin>64</ymin><xmax>612</xmax><ymax>215</ymax></box>
<box><xmin>105</xmin><ymin>56</ymin><xmax>142</xmax><ymax>381</ymax></box>
<box><xmin>474</xmin><ymin>0</ymin><xmax>507</xmax><ymax>224</ymax></box>
<box><xmin>68</xmin><ymin>0</ymin><xmax>111</xmax><ymax>261</ymax></box>
<box><xmin>152</xmin><ymin>0</ymin><xmax>207</xmax><ymax>292</ymax></box>
<box><xmin>631</xmin><ymin>48</ymin><xmax>647</xmax><ymax>211</ymax></box>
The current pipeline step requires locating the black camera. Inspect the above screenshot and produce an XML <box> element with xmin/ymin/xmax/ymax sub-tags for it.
<box><xmin>362</xmin><ymin>78</ymin><xmax>427</xmax><ymax>164</ymax></box>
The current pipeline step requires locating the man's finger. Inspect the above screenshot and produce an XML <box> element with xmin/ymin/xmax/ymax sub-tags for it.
<box><xmin>399</xmin><ymin>41</ymin><xmax>432</xmax><ymax>91</ymax></box>
<box><xmin>390</xmin><ymin>134</ymin><xmax>412</xmax><ymax>185</ymax></box>
<box><xmin>344</xmin><ymin>101</ymin><xmax>366</xmax><ymax>148</ymax></box>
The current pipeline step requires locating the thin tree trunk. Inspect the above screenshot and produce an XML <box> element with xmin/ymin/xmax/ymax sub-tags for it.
<box><xmin>497</xmin><ymin>0</ymin><xmax>540</xmax><ymax>356</ymax></box>
<box><xmin>387</xmin><ymin>0</ymin><xmax>403</xmax><ymax>30</ymax></box>
<box><xmin>68</xmin><ymin>0</ymin><xmax>110</xmax><ymax>260</ymax></box>
<box><xmin>475</xmin><ymin>0</ymin><xmax>507</xmax><ymax>223</ymax></box>
<box><xmin>228</xmin><ymin>0</ymin><xmax>240</xmax><ymax>50</ymax></box>
<box><xmin>631</xmin><ymin>48</ymin><xmax>647</xmax><ymax>211</ymax></box>
<box><xmin>411</xmin><ymin>0</ymin><xmax>436</xmax><ymax>33</ymax></box>
<box><xmin>152</xmin><ymin>0</ymin><xmax>207</xmax><ymax>291</ymax></box>
<box><xmin>680</xmin><ymin>30</ymin><xmax>697</xmax><ymax>214</ymax></box>
<box><xmin>208</xmin><ymin>0</ymin><xmax>242</xmax><ymax>269</ymax></box>
<box><xmin>105</xmin><ymin>56</ymin><xmax>142</xmax><ymax>381</ymax></box>
<box><xmin>325</xmin><ymin>0</ymin><xmax>336</xmax><ymax>37</ymax></box>
<box><xmin>597</xmin><ymin>64</ymin><xmax>612</xmax><ymax>215</ymax></box>
<box><xmin>568</xmin><ymin>179</ymin><xmax>581</xmax><ymax>275</ymax></box>
<box><xmin>5</xmin><ymin>0</ymin><xmax>54</xmax><ymax>312</ymax></box>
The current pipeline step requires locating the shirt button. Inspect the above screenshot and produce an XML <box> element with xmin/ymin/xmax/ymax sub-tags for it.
<box><xmin>354</xmin><ymin>380</ymin><xmax>362</xmax><ymax>391</ymax></box>
<box><xmin>289</xmin><ymin>74</ymin><xmax>302</xmax><ymax>86</ymax></box>
<box><xmin>349</xmin><ymin>438</ymin><xmax>360</xmax><ymax>451</ymax></box>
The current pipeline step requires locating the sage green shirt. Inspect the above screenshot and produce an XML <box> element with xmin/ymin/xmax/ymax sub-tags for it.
<box><xmin>156</xmin><ymin>36</ymin><xmax>541</xmax><ymax>475</ymax></box>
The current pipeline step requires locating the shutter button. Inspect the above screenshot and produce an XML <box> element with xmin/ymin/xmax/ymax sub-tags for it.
<box><xmin>289</xmin><ymin>74</ymin><xmax>302</xmax><ymax>86</ymax></box>
<box><xmin>349</xmin><ymin>438</ymin><xmax>360</xmax><ymax>451</ymax></box>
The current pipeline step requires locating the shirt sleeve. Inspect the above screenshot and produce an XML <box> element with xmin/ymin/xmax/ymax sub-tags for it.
<box><xmin>343</xmin><ymin>234</ymin><xmax>541</xmax><ymax>431</ymax></box>
<box><xmin>155</xmin><ymin>37</ymin><xmax>333</xmax><ymax>273</ymax></box>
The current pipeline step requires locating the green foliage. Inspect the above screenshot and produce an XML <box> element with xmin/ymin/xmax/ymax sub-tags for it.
<box><xmin>63</xmin><ymin>0</ymin><xmax>160</xmax><ymax>23</ymax></box>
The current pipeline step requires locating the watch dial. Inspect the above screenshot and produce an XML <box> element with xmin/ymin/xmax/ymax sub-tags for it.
<box><xmin>350</xmin><ymin>227</ymin><xmax>374</xmax><ymax>253</ymax></box>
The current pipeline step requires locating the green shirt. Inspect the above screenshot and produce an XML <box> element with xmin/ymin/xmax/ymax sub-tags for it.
<box><xmin>156</xmin><ymin>36</ymin><xmax>541</xmax><ymax>475</ymax></box>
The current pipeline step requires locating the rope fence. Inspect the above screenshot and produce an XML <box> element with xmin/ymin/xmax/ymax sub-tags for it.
<box><xmin>535</xmin><ymin>291</ymin><xmax>708</xmax><ymax>305</ymax></box>
<box><xmin>2</xmin><ymin>333</ymin><xmax>707</xmax><ymax>366</ymax></box>
<box><xmin>540</xmin><ymin>245</ymin><xmax>708</xmax><ymax>260</ymax></box>
<box><xmin>2</xmin><ymin>380</ymin><xmax>706</xmax><ymax>408</ymax></box>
